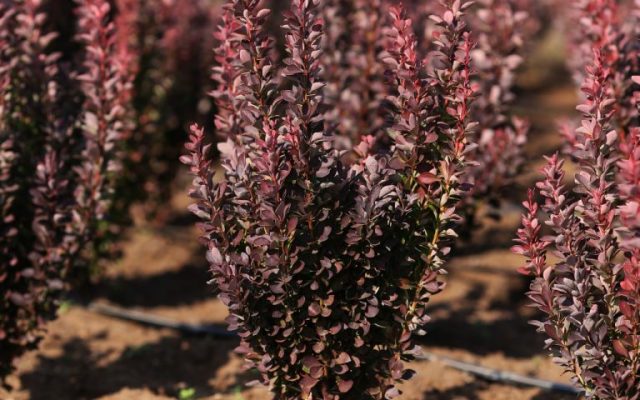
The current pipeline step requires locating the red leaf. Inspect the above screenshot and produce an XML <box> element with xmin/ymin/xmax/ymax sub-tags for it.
<box><xmin>418</xmin><ymin>172</ymin><xmax>439</xmax><ymax>186</ymax></box>
<box><xmin>613</xmin><ymin>340</ymin><xmax>629</xmax><ymax>358</ymax></box>
<box><xmin>308</xmin><ymin>302</ymin><xmax>321</xmax><ymax>317</ymax></box>
<box><xmin>338</xmin><ymin>379</ymin><xmax>354</xmax><ymax>393</ymax></box>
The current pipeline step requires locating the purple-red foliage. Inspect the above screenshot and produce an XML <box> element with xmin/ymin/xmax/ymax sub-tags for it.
<box><xmin>514</xmin><ymin>38</ymin><xmax>640</xmax><ymax>398</ymax></box>
<box><xmin>461</xmin><ymin>0</ymin><xmax>532</xmax><ymax>217</ymax></box>
<box><xmin>321</xmin><ymin>0</ymin><xmax>388</xmax><ymax>151</ymax></box>
<box><xmin>75</xmin><ymin>0</ymin><xmax>133</xmax><ymax>245</ymax></box>
<box><xmin>0</xmin><ymin>0</ymin><xmax>71</xmax><ymax>382</ymax></box>
<box><xmin>406</xmin><ymin>0</ymin><xmax>536</xmax><ymax>224</ymax></box>
<box><xmin>411</xmin><ymin>0</ymin><xmax>538</xmax><ymax>222</ymax></box>
<box><xmin>117</xmin><ymin>0</ymin><xmax>220</xmax><ymax>218</ymax></box>
<box><xmin>185</xmin><ymin>0</ymin><xmax>475</xmax><ymax>397</ymax></box>
<box><xmin>0</xmin><ymin>0</ymin><xmax>132</xmax><ymax>384</ymax></box>
<box><xmin>562</xmin><ymin>0</ymin><xmax>639</xmax><ymax>138</ymax></box>
<box><xmin>318</xmin><ymin>0</ymin><xmax>535</xmax><ymax>226</ymax></box>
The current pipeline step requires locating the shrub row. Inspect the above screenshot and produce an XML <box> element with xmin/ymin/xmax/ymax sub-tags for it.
<box><xmin>0</xmin><ymin>0</ymin><xmax>219</xmax><ymax>384</ymax></box>
<box><xmin>514</xmin><ymin>0</ymin><xmax>640</xmax><ymax>398</ymax></box>
<box><xmin>0</xmin><ymin>0</ymin><xmax>132</xmax><ymax>382</ymax></box>
<box><xmin>319</xmin><ymin>0</ymin><xmax>536</xmax><ymax>226</ymax></box>
<box><xmin>2</xmin><ymin>0</ymin><xmax>639</xmax><ymax>398</ymax></box>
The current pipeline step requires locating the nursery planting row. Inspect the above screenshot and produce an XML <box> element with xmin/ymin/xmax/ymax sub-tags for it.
<box><xmin>0</xmin><ymin>0</ymin><xmax>639</xmax><ymax>399</ymax></box>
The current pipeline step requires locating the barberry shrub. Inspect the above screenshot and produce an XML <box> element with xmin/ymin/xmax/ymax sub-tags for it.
<box><xmin>319</xmin><ymin>0</ymin><xmax>534</xmax><ymax>227</ymax></box>
<box><xmin>513</xmin><ymin>32</ymin><xmax>640</xmax><ymax>400</ymax></box>
<box><xmin>52</xmin><ymin>0</ymin><xmax>221</xmax><ymax>275</ymax></box>
<box><xmin>461</xmin><ymin>0</ymin><xmax>532</xmax><ymax>220</ymax></box>
<box><xmin>36</xmin><ymin>0</ymin><xmax>222</xmax><ymax>224</ymax></box>
<box><xmin>114</xmin><ymin>0</ymin><xmax>220</xmax><ymax>220</ymax></box>
<box><xmin>391</xmin><ymin>1</ymin><xmax>538</xmax><ymax>228</ymax></box>
<box><xmin>30</xmin><ymin>0</ymin><xmax>221</xmax><ymax>274</ymax></box>
<box><xmin>184</xmin><ymin>0</ymin><xmax>475</xmax><ymax>397</ymax></box>
<box><xmin>560</xmin><ymin>0</ymin><xmax>639</xmax><ymax>151</ymax></box>
<box><xmin>0</xmin><ymin>0</ymin><xmax>132</xmax><ymax>384</ymax></box>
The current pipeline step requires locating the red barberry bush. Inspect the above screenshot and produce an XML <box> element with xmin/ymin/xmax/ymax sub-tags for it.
<box><xmin>115</xmin><ymin>0</ymin><xmax>221</xmax><ymax>219</ymax></box>
<box><xmin>513</xmin><ymin>25</ymin><xmax>640</xmax><ymax>400</ymax></box>
<box><xmin>36</xmin><ymin>0</ymin><xmax>222</xmax><ymax>231</ymax></box>
<box><xmin>560</xmin><ymin>0</ymin><xmax>639</xmax><ymax>151</ymax></box>
<box><xmin>320</xmin><ymin>0</ymin><xmax>535</xmax><ymax>228</ymax></box>
<box><xmin>0</xmin><ymin>0</ymin><xmax>132</xmax><ymax>384</ymax></box>
<box><xmin>320</xmin><ymin>0</ymin><xmax>388</xmax><ymax>150</ymax></box>
<box><xmin>32</xmin><ymin>0</ymin><xmax>222</xmax><ymax>272</ymax></box>
<box><xmin>184</xmin><ymin>0</ymin><xmax>475</xmax><ymax>397</ymax></box>
<box><xmin>460</xmin><ymin>0</ymin><xmax>532</xmax><ymax>220</ymax></box>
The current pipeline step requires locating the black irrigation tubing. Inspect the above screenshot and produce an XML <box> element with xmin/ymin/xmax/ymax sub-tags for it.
<box><xmin>415</xmin><ymin>352</ymin><xmax>582</xmax><ymax>395</ymax></box>
<box><xmin>86</xmin><ymin>303</ymin><xmax>237</xmax><ymax>339</ymax></box>
<box><xmin>84</xmin><ymin>302</ymin><xmax>583</xmax><ymax>396</ymax></box>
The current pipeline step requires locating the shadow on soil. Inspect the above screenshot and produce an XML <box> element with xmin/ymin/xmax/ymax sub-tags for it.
<box><xmin>20</xmin><ymin>334</ymin><xmax>236</xmax><ymax>400</ymax></box>
<box><xmin>422</xmin><ymin>381</ymin><xmax>484</xmax><ymax>400</ymax></box>
<box><xmin>422</xmin><ymin>381</ymin><xmax>577</xmax><ymax>400</ymax></box>
<box><xmin>91</xmin><ymin>260</ymin><xmax>212</xmax><ymax>308</ymax></box>
<box><xmin>424</xmin><ymin>267</ymin><xmax>547</xmax><ymax>359</ymax></box>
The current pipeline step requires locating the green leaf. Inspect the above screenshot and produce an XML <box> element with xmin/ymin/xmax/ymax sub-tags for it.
<box><xmin>178</xmin><ymin>387</ymin><xmax>196</xmax><ymax>400</ymax></box>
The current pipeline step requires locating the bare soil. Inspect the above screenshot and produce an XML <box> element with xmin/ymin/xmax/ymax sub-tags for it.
<box><xmin>1</xmin><ymin>32</ymin><xmax>583</xmax><ymax>400</ymax></box>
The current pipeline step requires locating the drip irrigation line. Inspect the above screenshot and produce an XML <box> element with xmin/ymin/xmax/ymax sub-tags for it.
<box><xmin>415</xmin><ymin>352</ymin><xmax>582</xmax><ymax>395</ymax></box>
<box><xmin>84</xmin><ymin>302</ymin><xmax>583</xmax><ymax>396</ymax></box>
<box><xmin>86</xmin><ymin>303</ymin><xmax>236</xmax><ymax>339</ymax></box>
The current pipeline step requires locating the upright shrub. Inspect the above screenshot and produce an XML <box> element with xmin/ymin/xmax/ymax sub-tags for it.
<box><xmin>513</xmin><ymin>41</ymin><xmax>640</xmax><ymax>400</ymax></box>
<box><xmin>414</xmin><ymin>0</ymin><xmax>536</xmax><ymax>224</ymax></box>
<box><xmin>31</xmin><ymin>0</ymin><xmax>221</xmax><ymax>275</ymax></box>
<box><xmin>27</xmin><ymin>0</ymin><xmax>221</xmax><ymax>275</ymax></box>
<box><xmin>320</xmin><ymin>0</ymin><xmax>534</xmax><ymax>226</ymax></box>
<box><xmin>0</xmin><ymin>0</ymin><xmax>132</xmax><ymax>384</ymax></box>
<box><xmin>321</xmin><ymin>0</ymin><xmax>388</xmax><ymax>150</ymax></box>
<box><xmin>185</xmin><ymin>0</ymin><xmax>475</xmax><ymax>397</ymax></box>
<box><xmin>460</xmin><ymin>0</ymin><xmax>531</xmax><ymax>220</ymax></box>
<box><xmin>117</xmin><ymin>0</ymin><xmax>220</xmax><ymax>219</ymax></box>
<box><xmin>561</xmin><ymin>0</ymin><xmax>639</xmax><ymax>139</ymax></box>
<box><xmin>74</xmin><ymin>0</ymin><xmax>135</xmax><ymax>269</ymax></box>
<box><xmin>36</xmin><ymin>0</ymin><xmax>221</xmax><ymax>225</ymax></box>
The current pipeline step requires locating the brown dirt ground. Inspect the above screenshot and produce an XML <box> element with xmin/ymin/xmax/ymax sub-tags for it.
<box><xmin>1</xmin><ymin>31</ymin><xmax>584</xmax><ymax>400</ymax></box>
